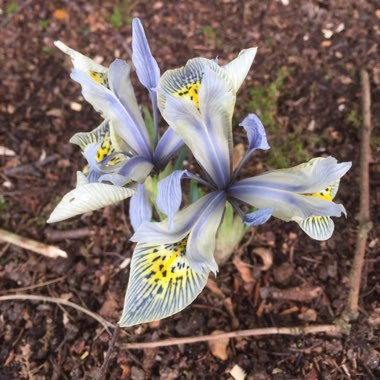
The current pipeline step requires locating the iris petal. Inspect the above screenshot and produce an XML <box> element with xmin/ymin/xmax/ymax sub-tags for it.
<box><xmin>47</xmin><ymin>172</ymin><xmax>135</xmax><ymax>223</ymax></box>
<box><xmin>132</xmin><ymin>18</ymin><xmax>160</xmax><ymax>92</ymax></box>
<box><xmin>119</xmin><ymin>238</ymin><xmax>209</xmax><ymax>327</ymax></box>
<box><xmin>130</xmin><ymin>183</ymin><xmax>153</xmax><ymax>231</ymax></box>
<box><xmin>71</xmin><ymin>69</ymin><xmax>152</xmax><ymax>159</ymax></box>
<box><xmin>187</xmin><ymin>191</ymin><xmax>226</xmax><ymax>274</ymax></box>
<box><xmin>222</xmin><ymin>48</ymin><xmax>257</xmax><ymax>92</ymax></box>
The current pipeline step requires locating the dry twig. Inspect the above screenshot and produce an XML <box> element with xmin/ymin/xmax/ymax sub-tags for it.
<box><xmin>119</xmin><ymin>324</ymin><xmax>342</xmax><ymax>350</ymax></box>
<box><xmin>0</xmin><ymin>228</ymin><xmax>67</xmax><ymax>259</ymax></box>
<box><xmin>345</xmin><ymin>69</ymin><xmax>373</xmax><ymax>320</ymax></box>
<box><xmin>0</xmin><ymin>294</ymin><xmax>115</xmax><ymax>332</ymax></box>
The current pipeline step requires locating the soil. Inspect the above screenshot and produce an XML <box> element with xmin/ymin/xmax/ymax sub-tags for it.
<box><xmin>0</xmin><ymin>0</ymin><xmax>379</xmax><ymax>379</ymax></box>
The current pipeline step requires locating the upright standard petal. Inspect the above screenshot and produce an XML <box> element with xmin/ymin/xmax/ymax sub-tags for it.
<box><xmin>132</xmin><ymin>18</ymin><xmax>160</xmax><ymax>91</ymax></box>
<box><xmin>54</xmin><ymin>41</ymin><xmax>108</xmax><ymax>86</ymax></box>
<box><xmin>161</xmin><ymin>66</ymin><xmax>235</xmax><ymax>188</ymax></box>
<box><xmin>156</xmin><ymin>170</ymin><xmax>189</xmax><ymax>230</ymax></box>
<box><xmin>130</xmin><ymin>183</ymin><xmax>152</xmax><ymax>231</ymax></box>
<box><xmin>119</xmin><ymin>237</ymin><xmax>209</xmax><ymax>327</ymax></box>
<box><xmin>240</xmin><ymin>113</ymin><xmax>270</xmax><ymax>153</ymax></box>
<box><xmin>187</xmin><ymin>191</ymin><xmax>226</xmax><ymax>274</ymax></box>
<box><xmin>71</xmin><ymin>69</ymin><xmax>152</xmax><ymax>159</ymax></box>
<box><xmin>153</xmin><ymin>127</ymin><xmax>184</xmax><ymax>168</ymax></box>
<box><xmin>108</xmin><ymin>59</ymin><xmax>150</xmax><ymax>144</ymax></box>
<box><xmin>47</xmin><ymin>172</ymin><xmax>135</xmax><ymax>223</ymax></box>
<box><xmin>222</xmin><ymin>48</ymin><xmax>257</xmax><ymax>93</ymax></box>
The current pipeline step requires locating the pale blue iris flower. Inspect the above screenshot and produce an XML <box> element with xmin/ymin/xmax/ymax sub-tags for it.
<box><xmin>119</xmin><ymin>57</ymin><xmax>351</xmax><ymax>327</ymax></box>
<box><xmin>48</xmin><ymin>19</ymin><xmax>184</xmax><ymax>229</ymax></box>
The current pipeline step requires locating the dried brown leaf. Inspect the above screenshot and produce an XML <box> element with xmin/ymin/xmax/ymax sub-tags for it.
<box><xmin>233</xmin><ymin>256</ymin><xmax>255</xmax><ymax>293</ymax></box>
<box><xmin>208</xmin><ymin>330</ymin><xmax>229</xmax><ymax>361</ymax></box>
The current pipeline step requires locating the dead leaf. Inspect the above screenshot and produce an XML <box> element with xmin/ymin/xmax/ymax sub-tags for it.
<box><xmin>206</xmin><ymin>278</ymin><xmax>225</xmax><ymax>298</ymax></box>
<box><xmin>208</xmin><ymin>330</ymin><xmax>229</xmax><ymax>360</ymax></box>
<box><xmin>252</xmin><ymin>247</ymin><xmax>273</xmax><ymax>271</ymax></box>
<box><xmin>223</xmin><ymin>297</ymin><xmax>239</xmax><ymax>328</ymax></box>
<box><xmin>233</xmin><ymin>256</ymin><xmax>255</xmax><ymax>293</ymax></box>
<box><xmin>232</xmin><ymin>143</ymin><xmax>245</xmax><ymax>171</ymax></box>
<box><xmin>53</xmin><ymin>8</ymin><xmax>69</xmax><ymax>21</ymax></box>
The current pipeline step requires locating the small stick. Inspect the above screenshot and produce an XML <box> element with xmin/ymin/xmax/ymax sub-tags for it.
<box><xmin>345</xmin><ymin>69</ymin><xmax>373</xmax><ymax>320</ymax></box>
<box><xmin>3</xmin><ymin>276</ymin><xmax>66</xmax><ymax>294</ymax></box>
<box><xmin>0</xmin><ymin>294</ymin><xmax>115</xmax><ymax>332</ymax></box>
<box><xmin>97</xmin><ymin>325</ymin><xmax>121</xmax><ymax>380</ymax></box>
<box><xmin>45</xmin><ymin>227</ymin><xmax>93</xmax><ymax>242</ymax></box>
<box><xmin>119</xmin><ymin>324</ymin><xmax>342</xmax><ymax>350</ymax></box>
<box><xmin>0</xmin><ymin>228</ymin><xmax>67</xmax><ymax>259</ymax></box>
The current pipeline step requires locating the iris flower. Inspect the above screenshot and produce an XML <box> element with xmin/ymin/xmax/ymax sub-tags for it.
<box><xmin>48</xmin><ymin>19</ymin><xmax>184</xmax><ymax>229</ymax></box>
<box><xmin>119</xmin><ymin>56</ymin><xmax>351</xmax><ymax>327</ymax></box>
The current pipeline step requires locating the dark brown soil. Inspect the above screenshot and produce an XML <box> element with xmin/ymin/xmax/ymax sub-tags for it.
<box><xmin>1</xmin><ymin>0</ymin><xmax>379</xmax><ymax>379</ymax></box>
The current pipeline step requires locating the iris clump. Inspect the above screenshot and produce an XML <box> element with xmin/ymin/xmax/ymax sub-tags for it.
<box><xmin>48</xmin><ymin>18</ymin><xmax>351</xmax><ymax>328</ymax></box>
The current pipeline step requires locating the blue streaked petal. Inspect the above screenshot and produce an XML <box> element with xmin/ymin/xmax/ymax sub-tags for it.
<box><xmin>119</xmin><ymin>239</ymin><xmax>209</xmax><ymax>327</ymax></box>
<box><xmin>118</xmin><ymin>156</ymin><xmax>154</xmax><ymax>183</ymax></box>
<box><xmin>153</xmin><ymin>127</ymin><xmax>184</xmax><ymax>168</ymax></box>
<box><xmin>222</xmin><ymin>48</ymin><xmax>257</xmax><ymax>92</ymax></box>
<box><xmin>243</xmin><ymin>208</ymin><xmax>274</xmax><ymax>226</ymax></box>
<box><xmin>187</xmin><ymin>191</ymin><xmax>226</xmax><ymax>274</ymax></box>
<box><xmin>156</xmin><ymin>170</ymin><xmax>189</xmax><ymax>230</ymax></box>
<box><xmin>108</xmin><ymin>59</ymin><xmax>150</xmax><ymax>146</ymax></box>
<box><xmin>47</xmin><ymin>172</ymin><xmax>135</xmax><ymax>223</ymax></box>
<box><xmin>130</xmin><ymin>183</ymin><xmax>152</xmax><ymax>231</ymax></box>
<box><xmin>132</xmin><ymin>18</ymin><xmax>160</xmax><ymax>91</ymax></box>
<box><xmin>240</xmin><ymin>113</ymin><xmax>270</xmax><ymax>152</ymax></box>
<box><xmin>240</xmin><ymin>157</ymin><xmax>352</xmax><ymax>194</ymax></box>
<box><xmin>229</xmin><ymin>180</ymin><xmax>347</xmax><ymax>222</ymax></box>
<box><xmin>131</xmin><ymin>192</ymin><xmax>218</xmax><ymax>244</ymax></box>
<box><xmin>71</xmin><ymin>69</ymin><xmax>152</xmax><ymax>159</ymax></box>
<box><xmin>161</xmin><ymin>66</ymin><xmax>234</xmax><ymax>188</ymax></box>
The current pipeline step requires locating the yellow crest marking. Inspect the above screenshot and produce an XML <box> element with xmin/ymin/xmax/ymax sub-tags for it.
<box><xmin>120</xmin><ymin>237</ymin><xmax>208</xmax><ymax>327</ymax></box>
<box><xmin>174</xmin><ymin>82</ymin><xmax>201</xmax><ymax>110</ymax></box>
<box><xmin>89</xmin><ymin>70</ymin><xmax>109</xmax><ymax>87</ymax></box>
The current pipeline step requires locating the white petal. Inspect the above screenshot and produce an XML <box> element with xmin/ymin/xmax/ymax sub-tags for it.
<box><xmin>47</xmin><ymin>182</ymin><xmax>135</xmax><ymax>223</ymax></box>
<box><xmin>54</xmin><ymin>41</ymin><xmax>107</xmax><ymax>74</ymax></box>
<box><xmin>223</xmin><ymin>48</ymin><xmax>257</xmax><ymax>92</ymax></box>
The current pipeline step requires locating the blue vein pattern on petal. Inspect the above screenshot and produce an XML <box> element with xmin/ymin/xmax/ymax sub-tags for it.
<box><xmin>156</xmin><ymin>170</ymin><xmax>189</xmax><ymax>230</ymax></box>
<box><xmin>229</xmin><ymin>182</ymin><xmax>346</xmax><ymax>222</ymax></box>
<box><xmin>241</xmin><ymin>157</ymin><xmax>352</xmax><ymax>194</ymax></box>
<box><xmin>71</xmin><ymin>69</ymin><xmax>152</xmax><ymax>159</ymax></box>
<box><xmin>119</xmin><ymin>237</ymin><xmax>209</xmax><ymax>327</ymax></box>
<box><xmin>131</xmin><ymin>192</ymin><xmax>220</xmax><ymax>245</ymax></box>
<box><xmin>240</xmin><ymin>113</ymin><xmax>270</xmax><ymax>152</ymax></box>
<box><xmin>298</xmin><ymin>216</ymin><xmax>335</xmax><ymax>241</ymax></box>
<box><xmin>243</xmin><ymin>208</ymin><xmax>275</xmax><ymax>226</ymax></box>
<box><xmin>130</xmin><ymin>183</ymin><xmax>152</xmax><ymax>231</ymax></box>
<box><xmin>132</xmin><ymin>18</ymin><xmax>160</xmax><ymax>91</ymax></box>
<box><xmin>107</xmin><ymin>59</ymin><xmax>151</xmax><ymax>146</ymax></box>
<box><xmin>153</xmin><ymin>127</ymin><xmax>184</xmax><ymax>168</ymax></box>
<box><xmin>187</xmin><ymin>191</ymin><xmax>226</xmax><ymax>274</ymax></box>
